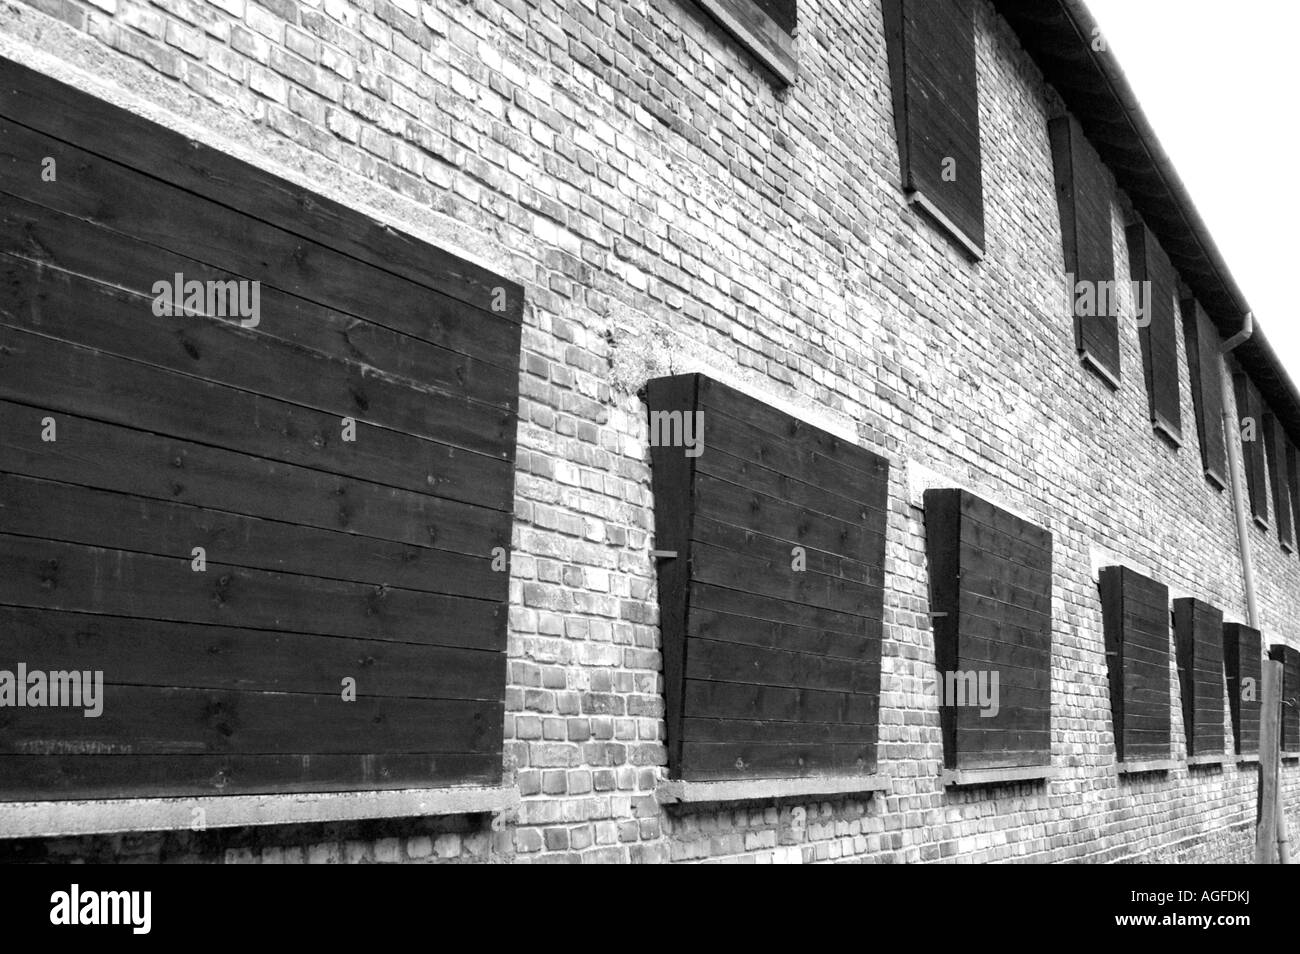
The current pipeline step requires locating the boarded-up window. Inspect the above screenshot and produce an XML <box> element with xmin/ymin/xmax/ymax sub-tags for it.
<box><xmin>1290</xmin><ymin>442</ymin><xmax>1300</xmax><ymax>544</ymax></box>
<box><xmin>1270</xmin><ymin>644</ymin><xmax>1300</xmax><ymax>753</ymax></box>
<box><xmin>0</xmin><ymin>59</ymin><xmax>519</xmax><ymax>800</ymax></box>
<box><xmin>923</xmin><ymin>489</ymin><xmax>1052</xmax><ymax>773</ymax></box>
<box><xmin>1172</xmin><ymin>598</ymin><xmax>1224</xmax><ymax>758</ymax></box>
<box><xmin>1223</xmin><ymin>623</ymin><xmax>1262</xmax><ymax>756</ymax></box>
<box><xmin>693</xmin><ymin>0</ymin><xmax>797</xmax><ymax>85</ymax></box>
<box><xmin>646</xmin><ymin>374</ymin><xmax>888</xmax><ymax>781</ymax></box>
<box><xmin>1125</xmin><ymin>223</ymin><xmax>1181</xmax><ymax>444</ymax></box>
<box><xmin>1234</xmin><ymin>374</ymin><xmax>1270</xmax><ymax>528</ymax></box>
<box><xmin>1099</xmin><ymin>566</ymin><xmax>1171</xmax><ymax>763</ymax></box>
<box><xmin>883</xmin><ymin>0</ymin><xmax>984</xmax><ymax>257</ymax></box>
<box><xmin>1049</xmin><ymin>113</ymin><xmax>1119</xmax><ymax>387</ymax></box>
<box><xmin>1264</xmin><ymin>414</ymin><xmax>1296</xmax><ymax>552</ymax></box>
<box><xmin>1180</xmin><ymin>296</ymin><xmax>1227</xmax><ymax>487</ymax></box>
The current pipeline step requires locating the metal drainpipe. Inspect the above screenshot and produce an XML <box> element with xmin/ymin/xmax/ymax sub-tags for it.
<box><xmin>1220</xmin><ymin>346</ymin><xmax>1258</xmax><ymax>629</ymax></box>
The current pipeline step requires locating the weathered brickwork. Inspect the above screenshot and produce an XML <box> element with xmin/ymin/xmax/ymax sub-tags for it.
<box><xmin>1</xmin><ymin>0</ymin><xmax>1296</xmax><ymax>862</ymax></box>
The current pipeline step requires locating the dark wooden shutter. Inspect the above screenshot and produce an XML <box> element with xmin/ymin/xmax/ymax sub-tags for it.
<box><xmin>1234</xmin><ymin>374</ymin><xmax>1270</xmax><ymax>527</ymax></box>
<box><xmin>883</xmin><ymin>0</ymin><xmax>985</xmax><ymax>254</ymax></box>
<box><xmin>924</xmin><ymin>489</ymin><xmax>1052</xmax><ymax>772</ymax></box>
<box><xmin>1180</xmin><ymin>295</ymin><xmax>1228</xmax><ymax>487</ymax></box>
<box><xmin>693</xmin><ymin>0</ymin><xmax>798</xmax><ymax>85</ymax></box>
<box><xmin>1264</xmin><ymin>414</ymin><xmax>1295</xmax><ymax>551</ymax></box>
<box><xmin>1222</xmin><ymin>623</ymin><xmax>1261</xmax><ymax>756</ymax></box>
<box><xmin>750</xmin><ymin>0</ymin><xmax>796</xmax><ymax>32</ymax></box>
<box><xmin>1099</xmin><ymin>566</ymin><xmax>1171</xmax><ymax>763</ymax></box>
<box><xmin>1126</xmin><ymin>223</ymin><xmax>1181</xmax><ymax>443</ymax></box>
<box><xmin>1290</xmin><ymin>442</ymin><xmax>1300</xmax><ymax>543</ymax></box>
<box><xmin>646</xmin><ymin>374</ymin><xmax>889</xmax><ymax>781</ymax></box>
<box><xmin>1268</xmin><ymin>644</ymin><xmax>1300</xmax><ymax>753</ymax></box>
<box><xmin>0</xmin><ymin>58</ymin><xmax>519</xmax><ymax>800</ymax></box>
<box><xmin>1172</xmin><ymin>598</ymin><xmax>1224</xmax><ymax>758</ymax></box>
<box><xmin>1049</xmin><ymin>113</ymin><xmax>1119</xmax><ymax>386</ymax></box>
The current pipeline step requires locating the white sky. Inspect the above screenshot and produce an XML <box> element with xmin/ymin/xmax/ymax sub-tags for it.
<box><xmin>1084</xmin><ymin>0</ymin><xmax>1299</xmax><ymax>384</ymax></box>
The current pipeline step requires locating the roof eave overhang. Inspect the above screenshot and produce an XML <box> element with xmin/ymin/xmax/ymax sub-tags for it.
<box><xmin>993</xmin><ymin>0</ymin><xmax>1300</xmax><ymax>442</ymax></box>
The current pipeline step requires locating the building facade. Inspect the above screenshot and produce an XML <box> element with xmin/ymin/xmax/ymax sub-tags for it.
<box><xmin>0</xmin><ymin>0</ymin><xmax>1297</xmax><ymax>862</ymax></box>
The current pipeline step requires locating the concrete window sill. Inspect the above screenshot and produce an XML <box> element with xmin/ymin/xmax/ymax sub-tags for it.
<box><xmin>1080</xmin><ymin>350</ymin><xmax>1121</xmax><ymax>391</ymax></box>
<box><xmin>1118</xmin><ymin>759</ymin><xmax>1177</xmax><ymax>775</ymax></box>
<box><xmin>1237</xmin><ymin>753</ymin><xmax>1261</xmax><ymax>764</ymax></box>
<box><xmin>905</xmin><ymin>189</ymin><xmax>984</xmax><ymax>261</ymax></box>
<box><xmin>693</xmin><ymin>0</ymin><xmax>797</xmax><ymax>86</ymax></box>
<box><xmin>1186</xmin><ymin>754</ymin><xmax>1226</xmax><ymax>767</ymax></box>
<box><xmin>657</xmin><ymin>775</ymin><xmax>888</xmax><ymax>806</ymax></box>
<box><xmin>1284</xmin><ymin>752</ymin><xmax>1300</xmax><ymax>762</ymax></box>
<box><xmin>0</xmin><ymin>786</ymin><xmax>521</xmax><ymax>839</ymax></box>
<box><xmin>941</xmin><ymin>765</ymin><xmax>1056</xmax><ymax>787</ymax></box>
<box><xmin>1152</xmin><ymin>413</ymin><xmax>1182</xmax><ymax>448</ymax></box>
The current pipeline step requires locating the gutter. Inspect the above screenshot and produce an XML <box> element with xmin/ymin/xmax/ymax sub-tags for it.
<box><xmin>997</xmin><ymin>0</ymin><xmax>1300</xmax><ymax>444</ymax></box>
<box><xmin>1221</xmin><ymin>311</ymin><xmax>1254</xmax><ymax>356</ymax></box>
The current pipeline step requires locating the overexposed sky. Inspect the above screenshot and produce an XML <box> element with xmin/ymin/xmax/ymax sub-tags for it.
<box><xmin>1085</xmin><ymin>0</ymin><xmax>1299</xmax><ymax>383</ymax></box>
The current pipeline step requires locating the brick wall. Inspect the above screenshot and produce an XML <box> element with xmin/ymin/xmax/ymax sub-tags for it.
<box><xmin>1</xmin><ymin>0</ymin><xmax>1297</xmax><ymax>862</ymax></box>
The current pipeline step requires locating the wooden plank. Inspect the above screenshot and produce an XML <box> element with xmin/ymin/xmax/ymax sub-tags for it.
<box><xmin>959</xmin><ymin>491</ymin><xmax>1052</xmax><ymax>553</ymax></box>
<box><xmin>678</xmin><ymin>740</ymin><xmax>873</xmax><ymax>781</ymax></box>
<box><xmin>953</xmin><ymin>634</ymin><xmax>1051</xmax><ymax>678</ymax></box>
<box><xmin>0</xmin><ymin>534</ymin><xmax>505</xmax><ymax>651</ymax></box>
<box><xmin>957</xmin><ymin>590</ymin><xmax>1051</xmax><ymax>630</ymax></box>
<box><xmin>0</xmin><ymin>473</ymin><xmax>502</xmax><ymax>599</ymax></box>
<box><xmin>0</xmin><ymin>325</ymin><xmax>516</xmax><ymax>510</ymax></box>
<box><xmin>694</xmin><ymin>445</ymin><xmax>887</xmax><ymax>528</ymax></box>
<box><xmin>0</xmin><ymin>401</ymin><xmax>511</xmax><ymax>549</ymax></box>
<box><xmin>680</xmin><ymin>718</ymin><xmax>870</xmax><ymax>746</ymax></box>
<box><xmin>0</xmin><ymin>195</ymin><xmax>518</xmax><ymax>408</ymax></box>
<box><xmin>684</xmin><ymin>638</ymin><xmax>880</xmax><ymax>696</ymax></box>
<box><xmin>689</xmin><ymin>582</ymin><xmax>879</xmax><ymax>642</ymax></box>
<box><xmin>682</xmin><ymin>678</ymin><xmax>876</xmax><ymax>726</ymax></box>
<box><xmin>953</xmin><ymin>562</ymin><xmax>1053</xmax><ymax>614</ymax></box>
<box><xmin>691</xmin><ymin>472</ymin><xmax>883</xmax><ymax>568</ymax></box>
<box><xmin>691</xmin><ymin>515</ymin><xmax>884</xmax><ymax>583</ymax></box>
<box><xmin>691</xmin><ymin>402</ymin><xmax>888</xmax><ymax>513</ymax></box>
<box><xmin>689</xmin><ymin>541</ymin><xmax>883</xmax><ymax>622</ymax></box>
<box><xmin>696</xmin><ymin>376</ymin><xmax>888</xmax><ymax>482</ymax></box>
<box><xmin>957</xmin><ymin>514</ymin><xmax>1054</xmax><ymax>571</ymax></box>
<box><xmin>1257</xmin><ymin>659</ymin><xmax>1283</xmax><ymax>863</ymax></box>
<box><xmin>0</xmin><ymin>606</ymin><xmax>506</xmax><ymax>701</ymax></box>
<box><xmin>0</xmin><ymin>57</ymin><xmax>524</xmax><ymax>322</ymax></box>
<box><xmin>0</xmin><ymin>119</ymin><xmax>522</xmax><ymax>367</ymax></box>
<box><xmin>949</xmin><ymin>615</ymin><xmax>1051</xmax><ymax>660</ymax></box>
<box><xmin>688</xmin><ymin>607</ymin><xmax>879</xmax><ymax>662</ymax></box>
<box><xmin>0</xmin><ymin>685</ymin><xmax>502</xmax><ymax>755</ymax></box>
<box><xmin>0</xmin><ymin>753</ymin><xmax>502</xmax><ymax>801</ymax></box>
<box><xmin>0</xmin><ymin>258</ymin><xmax>515</xmax><ymax>461</ymax></box>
